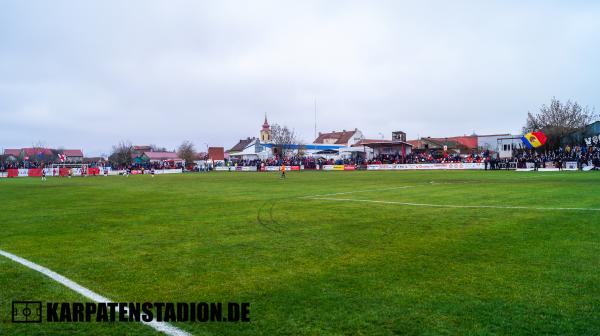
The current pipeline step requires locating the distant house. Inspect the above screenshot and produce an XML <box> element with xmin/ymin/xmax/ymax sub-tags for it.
<box><xmin>3</xmin><ymin>147</ymin><xmax>84</xmax><ymax>163</ymax></box>
<box><xmin>228</xmin><ymin>137</ymin><xmax>267</xmax><ymax>161</ymax></box>
<box><xmin>140</xmin><ymin>151</ymin><xmax>183</xmax><ymax>164</ymax></box>
<box><xmin>407</xmin><ymin>136</ymin><xmax>477</xmax><ymax>154</ymax></box>
<box><xmin>22</xmin><ymin>147</ymin><xmax>53</xmax><ymax>158</ymax></box>
<box><xmin>313</xmin><ymin>129</ymin><xmax>364</xmax><ymax>146</ymax></box>
<box><xmin>20</xmin><ymin>148</ymin><xmax>54</xmax><ymax>162</ymax></box>
<box><xmin>228</xmin><ymin>137</ymin><xmax>257</xmax><ymax>153</ymax></box>
<box><xmin>3</xmin><ymin>149</ymin><xmax>21</xmax><ymax>161</ymax></box>
<box><xmin>62</xmin><ymin>149</ymin><xmax>84</xmax><ymax>162</ymax></box>
<box><xmin>351</xmin><ymin>131</ymin><xmax>413</xmax><ymax>160</ymax></box>
<box><xmin>132</xmin><ymin>145</ymin><xmax>152</xmax><ymax>154</ymax></box>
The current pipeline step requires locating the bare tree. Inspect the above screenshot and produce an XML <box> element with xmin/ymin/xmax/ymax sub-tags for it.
<box><xmin>29</xmin><ymin>140</ymin><xmax>53</xmax><ymax>163</ymax></box>
<box><xmin>177</xmin><ymin>140</ymin><xmax>196</xmax><ymax>166</ymax></box>
<box><xmin>524</xmin><ymin>97</ymin><xmax>597</xmax><ymax>149</ymax></box>
<box><xmin>271</xmin><ymin>124</ymin><xmax>300</xmax><ymax>158</ymax></box>
<box><xmin>296</xmin><ymin>142</ymin><xmax>307</xmax><ymax>158</ymax></box>
<box><xmin>109</xmin><ymin>141</ymin><xmax>133</xmax><ymax>167</ymax></box>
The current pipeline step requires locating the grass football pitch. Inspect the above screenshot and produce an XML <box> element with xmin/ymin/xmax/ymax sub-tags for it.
<box><xmin>1</xmin><ymin>170</ymin><xmax>600</xmax><ymax>335</ymax></box>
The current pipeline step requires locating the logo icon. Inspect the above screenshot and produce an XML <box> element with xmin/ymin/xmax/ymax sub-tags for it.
<box><xmin>12</xmin><ymin>301</ymin><xmax>42</xmax><ymax>323</ymax></box>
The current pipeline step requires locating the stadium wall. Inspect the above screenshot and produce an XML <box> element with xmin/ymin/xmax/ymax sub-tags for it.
<box><xmin>215</xmin><ymin>166</ymin><xmax>258</xmax><ymax>172</ymax></box>
<box><xmin>367</xmin><ymin>163</ymin><xmax>485</xmax><ymax>170</ymax></box>
<box><xmin>3</xmin><ymin>168</ymin><xmax>183</xmax><ymax>177</ymax></box>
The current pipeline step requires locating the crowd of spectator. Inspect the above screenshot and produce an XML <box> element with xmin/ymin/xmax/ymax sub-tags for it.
<box><xmin>4</xmin><ymin>145</ymin><xmax>599</xmax><ymax>172</ymax></box>
<box><xmin>114</xmin><ymin>161</ymin><xmax>183</xmax><ymax>171</ymax></box>
<box><xmin>216</xmin><ymin>156</ymin><xmax>352</xmax><ymax>169</ymax></box>
<box><xmin>215</xmin><ymin>145</ymin><xmax>600</xmax><ymax>170</ymax></box>
<box><xmin>513</xmin><ymin>145</ymin><xmax>600</xmax><ymax>169</ymax></box>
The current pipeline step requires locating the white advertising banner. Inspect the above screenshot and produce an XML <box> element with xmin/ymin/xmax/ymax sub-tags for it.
<box><xmin>565</xmin><ymin>161</ymin><xmax>578</xmax><ymax>170</ymax></box>
<box><xmin>18</xmin><ymin>169</ymin><xmax>29</xmax><ymax>177</ymax></box>
<box><xmin>154</xmin><ymin>168</ymin><xmax>184</xmax><ymax>174</ymax></box>
<box><xmin>43</xmin><ymin>168</ymin><xmax>58</xmax><ymax>176</ymax></box>
<box><xmin>214</xmin><ymin>166</ymin><xmax>258</xmax><ymax>171</ymax></box>
<box><xmin>367</xmin><ymin>163</ymin><xmax>485</xmax><ymax>170</ymax></box>
<box><xmin>264</xmin><ymin>165</ymin><xmax>300</xmax><ymax>171</ymax></box>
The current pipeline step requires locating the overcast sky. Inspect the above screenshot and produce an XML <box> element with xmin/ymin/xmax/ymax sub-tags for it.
<box><xmin>1</xmin><ymin>1</ymin><xmax>599</xmax><ymax>156</ymax></box>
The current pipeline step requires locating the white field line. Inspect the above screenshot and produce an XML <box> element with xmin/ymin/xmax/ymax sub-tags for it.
<box><xmin>299</xmin><ymin>185</ymin><xmax>415</xmax><ymax>198</ymax></box>
<box><xmin>298</xmin><ymin>181</ymin><xmax>485</xmax><ymax>199</ymax></box>
<box><xmin>307</xmin><ymin>197</ymin><xmax>600</xmax><ymax>212</ymax></box>
<box><xmin>0</xmin><ymin>249</ymin><xmax>192</xmax><ymax>336</ymax></box>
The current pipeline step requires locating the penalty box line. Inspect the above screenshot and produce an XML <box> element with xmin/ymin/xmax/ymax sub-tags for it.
<box><xmin>307</xmin><ymin>197</ymin><xmax>600</xmax><ymax>212</ymax></box>
<box><xmin>0</xmin><ymin>249</ymin><xmax>192</xmax><ymax>336</ymax></box>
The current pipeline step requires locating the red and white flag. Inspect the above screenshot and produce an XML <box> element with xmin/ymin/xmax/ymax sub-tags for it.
<box><xmin>58</xmin><ymin>154</ymin><xmax>66</xmax><ymax>162</ymax></box>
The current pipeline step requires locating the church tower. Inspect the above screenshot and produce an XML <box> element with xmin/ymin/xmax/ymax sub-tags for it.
<box><xmin>260</xmin><ymin>114</ymin><xmax>272</xmax><ymax>142</ymax></box>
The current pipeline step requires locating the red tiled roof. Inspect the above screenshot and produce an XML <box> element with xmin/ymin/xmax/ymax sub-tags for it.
<box><xmin>406</xmin><ymin>140</ymin><xmax>422</xmax><ymax>147</ymax></box>
<box><xmin>133</xmin><ymin>145</ymin><xmax>152</xmax><ymax>151</ymax></box>
<box><xmin>22</xmin><ymin>148</ymin><xmax>53</xmax><ymax>156</ymax></box>
<box><xmin>143</xmin><ymin>151</ymin><xmax>181</xmax><ymax>160</ymax></box>
<box><xmin>208</xmin><ymin>147</ymin><xmax>225</xmax><ymax>161</ymax></box>
<box><xmin>447</xmin><ymin>136</ymin><xmax>477</xmax><ymax>149</ymax></box>
<box><xmin>62</xmin><ymin>149</ymin><xmax>83</xmax><ymax>157</ymax></box>
<box><xmin>4</xmin><ymin>149</ymin><xmax>20</xmax><ymax>156</ymax></box>
<box><xmin>229</xmin><ymin>138</ymin><xmax>256</xmax><ymax>152</ymax></box>
<box><xmin>408</xmin><ymin>136</ymin><xmax>478</xmax><ymax>150</ymax></box>
<box><xmin>313</xmin><ymin>130</ymin><xmax>356</xmax><ymax>145</ymax></box>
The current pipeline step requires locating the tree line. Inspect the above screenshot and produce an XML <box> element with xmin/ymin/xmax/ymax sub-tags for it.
<box><xmin>523</xmin><ymin>97</ymin><xmax>597</xmax><ymax>150</ymax></box>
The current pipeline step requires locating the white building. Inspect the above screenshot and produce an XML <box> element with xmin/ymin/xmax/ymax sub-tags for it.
<box><xmin>497</xmin><ymin>136</ymin><xmax>524</xmax><ymax>158</ymax></box>
<box><xmin>477</xmin><ymin>134</ymin><xmax>511</xmax><ymax>151</ymax></box>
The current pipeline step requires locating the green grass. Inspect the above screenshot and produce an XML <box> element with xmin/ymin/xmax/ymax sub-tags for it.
<box><xmin>1</xmin><ymin>170</ymin><xmax>600</xmax><ymax>335</ymax></box>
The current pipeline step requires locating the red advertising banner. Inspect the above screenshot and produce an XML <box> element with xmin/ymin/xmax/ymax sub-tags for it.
<box><xmin>343</xmin><ymin>165</ymin><xmax>356</xmax><ymax>171</ymax></box>
<box><xmin>88</xmin><ymin>167</ymin><xmax>100</xmax><ymax>176</ymax></box>
<box><xmin>7</xmin><ymin>169</ymin><xmax>18</xmax><ymax>177</ymax></box>
<box><xmin>28</xmin><ymin>169</ymin><xmax>43</xmax><ymax>177</ymax></box>
<box><xmin>59</xmin><ymin>168</ymin><xmax>71</xmax><ymax>176</ymax></box>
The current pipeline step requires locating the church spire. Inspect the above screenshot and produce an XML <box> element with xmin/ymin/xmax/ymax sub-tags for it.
<box><xmin>262</xmin><ymin>113</ymin><xmax>270</xmax><ymax>130</ymax></box>
<box><xmin>260</xmin><ymin>114</ymin><xmax>272</xmax><ymax>142</ymax></box>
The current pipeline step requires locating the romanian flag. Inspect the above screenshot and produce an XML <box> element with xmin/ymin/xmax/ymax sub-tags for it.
<box><xmin>521</xmin><ymin>131</ymin><xmax>547</xmax><ymax>149</ymax></box>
